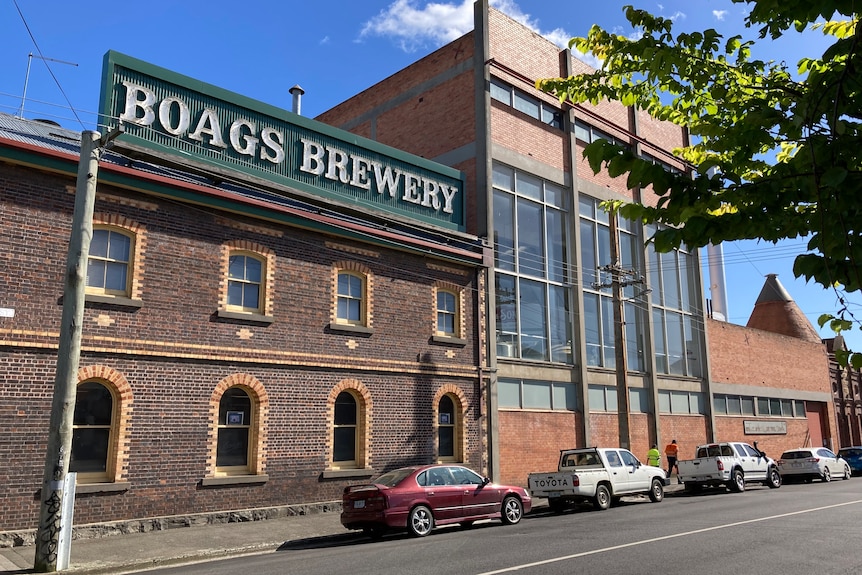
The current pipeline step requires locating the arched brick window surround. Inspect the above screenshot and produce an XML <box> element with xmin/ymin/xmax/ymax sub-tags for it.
<box><xmin>433</xmin><ymin>384</ymin><xmax>469</xmax><ymax>463</ymax></box>
<box><xmin>207</xmin><ymin>373</ymin><xmax>269</xmax><ymax>476</ymax></box>
<box><xmin>76</xmin><ymin>364</ymin><xmax>134</xmax><ymax>483</ymax></box>
<box><xmin>326</xmin><ymin>379</ymin><xmax>373</xmax><ymax>470</ymax></box>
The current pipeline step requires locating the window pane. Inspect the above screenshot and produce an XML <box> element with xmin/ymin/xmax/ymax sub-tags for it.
<box><xmin>243</xmin><ymin>284</ymin><xmax>260</xmax><ymax>310</ymax></box>
<box><xmin>580</xmin><ymin>219</ymin><xmax>598</xmax><ymax>287</ymax></box>
<box><xmin>493</xmin><ymin>190</ymin><xmax>515</xmax><ymax>271</ymax></box>
<box><xmin>102</xmin><ymin>262</ymin><xmax>126</xmax><ymax>291</ymax></box>
<box><xmin>714</xmin><ymin>394</ymin><xmax>727</xmax><ymax>415</ymax></box>
<box><xmin>624</xmin><ymin>301</ymin><xmax>643</xmax><ymax>372</ymax></box>
<box><xmin>498</xmin><ymin>379</ymin><xmax>521</xmax><ymax>408</ymax></box>
<box><xmin>517</xmin><ymin>200</ymin><xmax>544</xmax><ymax>277</ymax></box>
<box><xmin>90</xmin><ymin>229</ymin><xmax>109</xmax><ymax>258</ymax></box>
<box><xmin>666</xmin><ymin>311</ymin><xmax>685</xmax><ymax>375</ymax></box>
<box><xmin>513</xmin><ymin>91</ymin><xmax>540</xmax><ymax>119</ymax></box>
<box><xmin>490</xmin><ymin>78</ymin><xmax>511</xmax><ymax>105</ymax></box>
<box><xmin>578</xmin><ymin>195</ymin><xmax>595</xmax><ymax>219</ymax></box>
<box><xmin>334</xmin><ymin>392</ymin><xmax>357</xmax><ymax>425</ymax></box>
<box><xmin>70</xmin><ymin>428</ymin><xmax>109</xmax><ymax>473</ymax></box>
<box><xmin>553</xmin><ymin>383</ymin><xmax>577</xmax><ymax>411</ymax></box>
<box><xmin>795</xmin><ymin>401</ymin><xmax>805</xmax><ymax>417</ymax></box>
<box><xmin>658</xmin><ymin>390</ymin><xmax>671</xmax><ymax>413</ymax></box>
<box><xmin>684</xmin><ymin>315</ymin><xmax>702</xmax><ymax>377</ymax></box>
<box><xmin>87</xmin><ymin>260</ymin><xmax>106</xmax><ymax>288</ymax></box>
<box><xmin>606</xmin><ymin>386</ymin><xmax>618</xmax><ymax>411</ymax></box>
<box><xmin>107</xmin><ymin>232</ymin><xmax>130</xmax><ymax>261</ymax></box>
<box><xmin>728</xmin><ymin>395</ymin><xmax>741</xmax><ymax>415</ymax></box>
<box><xmin>575</xmin><ymin>122</ymin><xmax>591</xmax><ymax>142</ymax></box>
<box><xmin>245</xmin><ymin>258</ymin><xmax>262</xmax><ymax>283</ymax></box>
<box><xmin>653</xmin><ymin>309</ymin><xmax>668</xmax><ymax>373</ymax></box>
<box><xmin>690</xmin><ymin>392</ymin><xmax>705</xmax><ymax>414</ymax></box>
<box><xmin>439</xmin><ymin>427</ymin><xmax>454</xmax><ymax>457</ymax></box>
<box><xmin>549</xmin><ymin>285</ymin><xmax>572</xmax><ymax>364</ymax></box>
<box><xmin>546</xmin><ymin>208</ymin><xmax>567</xmax><ymax>283</ymax></box>
<box><xmin>545</xmin><ymin>183</ymin><xmax>563</xmax><ymax>208</ymax></box>
<box><xmin>670</xmin><ymin>391</ymin><xmax>689</xmax><ymax>414</ymax></box>
<box><xmin>629</xmin><ymin>388</ymin><xmax>647</xmax><ymax>413</ymax></box>
<box><xmin>229</xmin><ymin>255</ymin><xmax>246</xmax><ymax>279</ymax></box>
<box><xmin>757</xmin><ymin>397</ymin><xmax>770</xmax><ymax>415</ymax></box>
<box><xmin>516</xmin><ymin>172</ymin><xmax>542</xmax><ymax>200</ymax></box>
<box><xmin>742</xmin><ymin>396</ymin><xmax>755</xmax><ymax>415</ymax></box>
<box><xmin>588</xmin><ymin>385</ymin><xmax>606</xmax><ymax>411</ymax></box>
<box><xmin>74</xmin><ymin>382</ymin><xmax>113</xmax><ymax>425</ymax></box>
<box><xmin>781</xmin><ymin>399</ymin><xmax>793</xmax><ymax>416</ymax></box>
<box><xmin>519</xmin><ymin>279</ymin><xmax>548</xmax><ymax>360</ymax></box>
<box><xmin>661</xmin><ymin>251</ymin><xmax>681</xmax><ymax>309</ymax></box>
<box><xmin>770</xmin><ymin>398</ymin><xmax>781</xmax><ymax>415</ymax></box>
<box><xmin>492</xmin><ymin>163</ymin><xmax>514</xmax><ymax>191</ymax></box>
<box><xmin>217</xmin><ymin>427</ymin><xmax>249</xmax><ymax>466</ymax></box>
<box><xmin>495</xmin><ymin>274</ymin><xmax>518</xmax><ymax>357</ymax></box>
<box><xmin>583</xmin><ymin>293</ymin><xmax>601</xmax><ymax>366</ymax></box>
<box><xmin>333</xmin><ymin>427</ymin><xmax>356</xmax><ymax>462</ymax></box>
<box><xmin>523</xmin><ymin>380</ymin><xmax>551</xmax><ymax>409</ymax></box>
<box><xmin>601</xmin><ymin>295</ymin><xmax>616</xmax><ymax>369</ymax></box>
<box><xmin>219</xmin><ymin>388</ymin><xmax>251</xmax><ymax>424</ymax></box>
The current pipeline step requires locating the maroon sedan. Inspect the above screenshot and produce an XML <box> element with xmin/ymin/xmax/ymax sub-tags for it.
<box><xmin>341</xmin><ymin>464</ymin><xmax>531</xmax><ymax>538</ymax></box>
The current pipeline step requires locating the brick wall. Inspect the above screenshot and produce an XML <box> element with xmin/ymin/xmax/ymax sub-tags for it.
<box><xmin>0</xmin><ymin>160</ymin><xmax>483</xmax><ymax>532</ymax></box>
<box><xmin>498</xmin><ymin>410</ymin><xmax>582</xmax><ymax>486</ymax></box>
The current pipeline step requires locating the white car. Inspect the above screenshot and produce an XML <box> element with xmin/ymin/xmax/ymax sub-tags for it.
<box><xmin>777</xmin><ymin>447</ymin><xmax>851</xmax><ymax>482</ymax></box>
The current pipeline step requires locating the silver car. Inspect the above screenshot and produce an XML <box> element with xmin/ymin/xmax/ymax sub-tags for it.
<box><xmin>777</xmin><ymin>447</ymin><xmax>851</xmax><ymax>482</ymax></box>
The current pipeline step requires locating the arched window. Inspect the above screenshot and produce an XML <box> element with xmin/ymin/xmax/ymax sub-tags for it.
<box><xmin>87</xmin><ymin>227</ymin><xmax>133</xmax><ymax>296</ymax></box>
<box><xmin>71</xmin><ymin>381</ymin><xmax>116</xmax><ymax>482</ymax></box>
<box><xmin>227</xmin><ymin>252</ymin><xmax>264</xmax><ymax>313</ymax></box>
<box><xmin>336</xmin><ymin>272</ymin><xmax>365</xmax><ymax>325</ymax></box>
<box><xmin>438</xmin><ymin>395</ymin><xmax>456</xmax><ymax>460</ymax></box>
<box><xmin>333</xmin><ymin>391</ymin><xmax>358</xmax><ymax>467</ymax></box>
<box><xmin>217</xmin><ymin>387</ymin><xmax>252</xmax><ymax>472</ymax></box>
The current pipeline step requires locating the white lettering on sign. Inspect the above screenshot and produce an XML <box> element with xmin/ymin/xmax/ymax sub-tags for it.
<box><xmin>118</xmin><ymin>82</ymin><xmax>457</xmax><ymax>216</ymax></box>
<box><xmin>120</xmin><ymin>81</ymin><xmax>284</xmax><ymax>164</ymax></box>
<box><xmin>0</xmin><ymin>308</ymin><xmax>14</xmax><ymax>318</ymax></box>
<box><xmin>298</xmin><ymin>139</ymin><xmax>457</xmax><ymax>214</ymax></box>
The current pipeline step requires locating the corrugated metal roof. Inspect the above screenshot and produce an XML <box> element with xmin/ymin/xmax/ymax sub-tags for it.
<box><xmin>0</xmin><ymin>112</ymin><xmax>82</xmax><ymax>156</ymax></box>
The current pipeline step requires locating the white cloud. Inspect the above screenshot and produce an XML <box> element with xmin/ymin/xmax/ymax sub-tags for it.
<box><xmin>320</xmin><ymin>36</ymin><xmax>330</xmax><ymax>45</ymax></box>
<box><xmin>359</xmin><ymin>0</ymin><xmax>577</xmax><ymax>53</ymax></box>
<box><xmin>713</xmin><ymin>10</ymin><xmax>728</xmax><ymax>21</ymax></box>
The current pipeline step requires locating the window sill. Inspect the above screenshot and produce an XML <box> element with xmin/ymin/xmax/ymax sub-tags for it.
<box><xmin>328</xmin><ymin>322</ymin><xmax>374</xmax><ymax>335</ymax></box>
<box><xmin>200</xmin><ymin>474</ymin><xmax>269</xmax><ymax>487</ymax></box>
<box><xmin>75</xmin><ymin>481</ymin><xmax>131</xmax><ymax>494</ymax></box>
<box><xmin>321</xmin><ymin>468</ymin><xmax>376</xmax><ymax>480</ymax></box>
<box><xmin>84</xmin><ymin>294</ymin><xmax>143</xmax><ymax>308</ymax></box>
<box><xmin>216</xmin><ymin>310</ymin><xmax>275</xmax><ymax>324</ymax></box>
<box><xmin>431</xmin><ymin>335</ymin><xmax>467</xmax><ymax>347</ymax></box>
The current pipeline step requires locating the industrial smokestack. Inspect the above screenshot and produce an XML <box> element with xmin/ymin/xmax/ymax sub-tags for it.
<box><xmin>289</xmin><ymin>85</ymin><xmax>305</xmax><ymax>115</ymax></box>
<box><xmin>707</xmin><ymin>242</ymin><xmax>729</xmax><ymax>321</ymax></box>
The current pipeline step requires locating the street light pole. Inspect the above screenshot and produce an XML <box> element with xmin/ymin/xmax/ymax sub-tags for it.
<box><xmin>34</xmin><ymin>130</ymin><xmax>101</xmax><ymax>572</ymax></box>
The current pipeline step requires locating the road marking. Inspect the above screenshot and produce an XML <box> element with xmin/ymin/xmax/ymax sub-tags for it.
<box><xmin>477</xmin><ymin>499</ymin><xmax>862</xmax><ymax>574</ymax></box>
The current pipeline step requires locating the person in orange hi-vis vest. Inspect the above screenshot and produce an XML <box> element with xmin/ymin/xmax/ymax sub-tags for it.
<box><xmin>664</xmin><ymin>439</ymin><xmax>679</xmax><ymax>477</ymax></box>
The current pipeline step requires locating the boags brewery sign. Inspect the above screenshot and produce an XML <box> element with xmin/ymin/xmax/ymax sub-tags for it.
<box><xmin>98</xmin><ymin>51</ymin><xmax>465</xmax><ymax>231</ymax></box>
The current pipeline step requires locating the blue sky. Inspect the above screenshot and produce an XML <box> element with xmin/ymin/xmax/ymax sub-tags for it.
<box><xmin>1</xmin><ymin>0</ymin><xmax>856</xmax><ymax>350</ymax></box>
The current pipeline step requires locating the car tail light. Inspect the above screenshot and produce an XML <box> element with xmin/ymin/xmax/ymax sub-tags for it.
<box><xmin>777</xmin><ymin>459</ymin><xmax>785</xmax><ymax>465</ymax></box>
<box><xmin>572</xmin><ymin>475</ymin><xmax>580</xmax><ymax>486</ymax></box>
<box><xmin>808</xmin><ymin>457</ymin><xmax>820</xmax><ymax>463</ymax></box>
<box><xmin>716</xmin><ymin>459</ymin><xmax>724</xmax><ymax>471</ymax></box>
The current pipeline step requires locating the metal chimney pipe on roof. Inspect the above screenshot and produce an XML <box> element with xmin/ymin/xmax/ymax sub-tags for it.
<box><xmin>289</xmin><ymin>85</ymin><xmax>305</xmax><ymax>115</ymax></box>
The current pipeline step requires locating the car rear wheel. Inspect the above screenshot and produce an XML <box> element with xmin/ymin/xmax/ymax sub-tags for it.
<box><xmin>408</xmin><ymin>505</ymin><xmax>434</xmax><ymax>537</ymax></box>
<box><xmin>593</xmin><ymin>484</ymin><xmax>611</xmax><ymax>510</ymax></box>
<box><xmin>728</xmin><ymin>469</ymin><xmax>745</xmax><ymax>492</ymax></box>
<box><xmin>843</xmin><ymin>465</ymin><xmax>851</xmax><ymax>480</ymax></box>
<box><xmin>822</xmin><ymin>467</ymin><xmax>832</xmax><ymax>482</ymax></box>
<box><xmin>765</xmin><ymin>467</ymin><xmax>782</xmax><ymax>489</ymax></box>
<box><xmin>501</xmin><ymin>495</ymin><xmax>523</xmax><ymax>525</ymax></box>
<box><xmin>648</xmin><ymin>478</ymin><xmax>664</xmax><ymax>502</ymax></box>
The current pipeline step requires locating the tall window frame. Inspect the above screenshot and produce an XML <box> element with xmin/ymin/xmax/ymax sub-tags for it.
<box><xmin>71</xmin><ymin>380</ymin><xmax>118</xmax><ymax>484</ymax></box>
<box><xmin>331</xmin><ymin>262</ymin><xmax>373</xmax><ymax>330</ymax></box>
<box><xmin>216</xmin><ymin>386</ymin><xmax>254</xmax><ymax>475</ymax></box>
<box><xmin>329</xmin><ymin>381</ymin><xmax>371</xmax><ymax>471</ymax></box>
<box><xmin>493</xmin><ymin>163</ymin><xmax>573</xmax><ymax>364</ymax></box>
<box><xmin>646</xmin><ymin>223</ymin><xmax>703</xmax><ymax>377</ymax></box>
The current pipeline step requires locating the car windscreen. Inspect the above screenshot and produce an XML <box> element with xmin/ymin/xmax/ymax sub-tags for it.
<box><xmin>373</xmin><ymin>468</ymin><xmax>415</xmax><ymax>487</ymax></box>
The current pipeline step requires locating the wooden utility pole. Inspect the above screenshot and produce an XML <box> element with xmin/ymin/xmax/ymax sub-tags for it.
<box><xmin>34</xmin><ymin>131</ymin><xmax>101</xmax><ymax>572</ymax></box>
<box><xmin>595</xmin><ymin>215</ymin><xmax>646</xmax><ymax>451</ymax></box>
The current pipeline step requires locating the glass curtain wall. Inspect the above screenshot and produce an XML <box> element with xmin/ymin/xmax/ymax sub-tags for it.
<box><xmin>579</xmin><ymin>196</ymin><xmax>646</xmax><ymax>371</ymax></box>
<box><xmin>493</xmin><ymin>164</ymin><xmax>572</xmax><ymax>363</ymax></box>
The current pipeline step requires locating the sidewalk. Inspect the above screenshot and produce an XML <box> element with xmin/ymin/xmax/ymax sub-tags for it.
<box><xmin>0</xmin><ymin>484</ymin><xmax>684</xmax><ymax>574</ymax></box>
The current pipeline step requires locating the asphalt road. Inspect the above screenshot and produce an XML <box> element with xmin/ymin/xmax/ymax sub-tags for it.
<box><xmin>147</xmin><ymin>480</ymin><xmax>862</xmax><ymax>575</ymax></box>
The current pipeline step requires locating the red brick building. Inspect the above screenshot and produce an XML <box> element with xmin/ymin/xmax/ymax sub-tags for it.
<box><xmin>0</xmin><ymin>51</ymin><xmax>486</xmax><ymax>539</ymax></box>
<box><xmin>318</xmin><ymin>1</ymin><xmax>837</xmax><ymax>484</ymax></box>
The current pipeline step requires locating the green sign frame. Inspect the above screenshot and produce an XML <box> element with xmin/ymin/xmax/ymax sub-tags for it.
<box><xmin>98</xmin><ymin>51</ymin><xmax>465</xmax><ymax>231</ymax></box>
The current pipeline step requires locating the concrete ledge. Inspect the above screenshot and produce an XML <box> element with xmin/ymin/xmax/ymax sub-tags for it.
<box><xmin>0</xmin><ymin>500</ymin><xmax>341</xmax><ymax>549</ymax></box>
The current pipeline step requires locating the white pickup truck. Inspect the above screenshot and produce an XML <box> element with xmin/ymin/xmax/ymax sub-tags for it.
<box><xmin>676</xmin><ymin>441</ymin><xmax>782</xmax><ymax>493</ymax></box>
<box><xmin>527</xmin><ymin>447</ymin><xmax>668</xmax><ymax>512</ymax></box>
